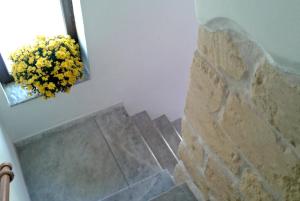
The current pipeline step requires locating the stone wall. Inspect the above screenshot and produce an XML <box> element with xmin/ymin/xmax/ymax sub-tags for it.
<box><xmin>175</xmin><ymin>18</ymin><xmax>300</xmax><ymax>201</ymax></box>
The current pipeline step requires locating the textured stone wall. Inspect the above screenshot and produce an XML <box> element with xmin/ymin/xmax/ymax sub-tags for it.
<box><xmin>175</xmin><ymin>18</ymin><xmax>300</xmax><ymax>201</ymax></box>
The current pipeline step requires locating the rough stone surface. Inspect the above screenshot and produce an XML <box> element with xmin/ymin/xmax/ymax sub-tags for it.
<box><xmin>205</xmin><ymin>157</ymin><xmax>240</xmax><ymax>201</ymax></box>
<box><xmin>239</xmin><ymin>169</ymin><xmax>274</xmax><ymax>201</ymax></box>
<box><xmin>181</xmin><ymin>121</ymin><xmax>205</xmax><ymax>167</ymax></box>
<box><xmin>174</xmin><ymin>161</ymin><xmax>206</xmax><ymax>201</ymax></box>
<box><xmin>252</xmin><ymin>60</ymin><xmax>300</xmax><ymax>154</ymax></box>
<box><xmin>180</xmin><ymin>21</ymin><xmax>300</xmax><ymax>201</ymax></box>
<box><xmin>178</xmin><ymin>143</ymin><xmax>209</xmax><ymax>200</ymax></box>
<box><xmin>178</xmin><ymin>141</ymin><xmax>204</xmax><ymax>175</ymax></box>
<box><xmin>221</xmin><ymin>93</ymin><xmax>298</xmax><ymax>194</ymax></box>
<box><xmin>198</xmin><ymin>27</ymin><xmax>247</xmax><ymax>80</ymax></box>
<box><xmin>281</xmin><ymin>163</ymin><xmax>300</xmax><ymax>201</ymax></box>
<box><xmin>174</xmin><ymin>161</ymin><xmax>193</xmax><ymax>185</ymax></box>
<box><xmin>183</xmin><ymin>116</ymin><xmax>242</xmax><ymax>175</ymax></box>
<box><xmin>184</xmin><ymin>51</ymin><xmax>243</xmax><ymax>175</ymax></box>
<box><xmin>188</xmin><ymin>50</ymin><xmax>227</xmax><ymax>113</ymax></box>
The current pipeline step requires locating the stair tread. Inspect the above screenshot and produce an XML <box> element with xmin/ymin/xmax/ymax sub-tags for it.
<box><xmin>17</xmin><ymin>117</ymin><xmax>127</xmax><ymax>201</ymax></box>
<box><xmin>172</xmin><ymin>118</ymin><xmax>182</xmax><ymax>135</ymax></box>
<box><xmin>149</xmin><ymin>183</ymin><xmax>199</xmax><ymax>201</ymax></box>
<box><xmin>133</xmin><ymin>111</ymin><xmax>178</xmax><ymax>174</ymax></box>
<box><xmin>154</xmin><ymin>115</ymin><xmax>182</xmax><ymax>158</ymax></box>
<box><xmin>95</xmin><ymin>105</ymin><xmax>161</xmax><ymax>185</ymax></box>
<box><xmin>100</xmin><ymin>170</ymin><xmax>175</xmax><ymax>201</ymax></box>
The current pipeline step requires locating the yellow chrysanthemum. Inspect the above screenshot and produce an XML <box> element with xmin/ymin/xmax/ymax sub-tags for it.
<box><xmin>47</xmin><ymin>82</ymin><xmax>56</xmax><ymax>90</ymax></box>
<box><xmin>10</xmin><ymin>35</ymin><xmax>83</xmax><ymax>99</ymax></box>
<box><xmin>55</xmin><ymin>51</ymin><xmax>67</xmax><ymax>60</ymax></box>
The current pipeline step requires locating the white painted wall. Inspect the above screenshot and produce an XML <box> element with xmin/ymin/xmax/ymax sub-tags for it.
<box><xmin>0</xmin><ymin>0</ymin><xmax>197</xmax><ymax>142</ymax></box>
<box><xmin>0</xmin><ymin>122</ymin><xmax>30</xmax><ymax>201</ymax></box>
<box><xmin>195</xmin><ymin>0</ymin><xmax>300</xmax><ymax>74</ymax></box>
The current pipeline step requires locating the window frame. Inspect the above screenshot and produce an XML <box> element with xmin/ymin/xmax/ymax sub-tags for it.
<box><xmin>0</xmin><ymin>0</ymin><xmax>78</xmax><ymax>85</ymax></box>
<box><xmin>0</xmin><ymin>53</ymin><xmax>13</xmax><ymax>84</ymax></box>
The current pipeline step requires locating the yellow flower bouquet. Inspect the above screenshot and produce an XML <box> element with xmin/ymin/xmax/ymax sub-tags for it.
<box><xmin>9</xmin><ymin>35</ymin><xmax>84</xmax><ymax>98</ymax></box>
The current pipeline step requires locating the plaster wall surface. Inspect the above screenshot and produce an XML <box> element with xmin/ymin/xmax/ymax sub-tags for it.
<box><xmin>0</xmin><ymin>0</ymin><xmax>197</xmax><ymax>142</ymax></box>
<box><xmin>0</xmin><ymin>121</ymin><xmax>30</xmax><ymax>201</ymax></box>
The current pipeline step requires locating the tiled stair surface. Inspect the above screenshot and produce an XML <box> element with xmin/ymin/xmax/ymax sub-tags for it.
<box><xmin>172</xmin><ymin>118</ymin><xmax>182</xmax><ymax>135</ymax></box>
<box><xmin>16</xmin><ymin>117</ymin><xmax>128</xmax><ymax>201</ymax></box>
<box><xmin>16</xmin><ymin>104</ymin><xmax>197</xmax><ymax>201</ymax></box>
<box><xmin>95</xmin><ymin>105</ymin><xmax>161</xmax><ymax>185</ymax></box>
<box><xmin>154</xmin><ymin>115</ymin><xmax>182</xmax><ymax>158</ymax></box>
<box><xmin>149</xmin><ymin>183</ymin><xmax>198</xmax><ymax>201</ymax></box>
<box><xmin>133</xmin><ymin>111</ymin><xmax>178</xmax><ymax>174</ymax></box>
<box><xmin>100</xmin><ymin>170</ymin><xmax>174</xmax><ymax>201</ymax></box>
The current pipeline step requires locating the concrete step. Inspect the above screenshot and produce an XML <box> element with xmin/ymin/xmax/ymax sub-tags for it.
<box><xmin>154</xmin><ymin>115</ymin><xmax>182</xmax><ymax>158</ymax></box>
<box><xmin>149</xmin><ymin>183</ymin><xmax>199</xmax><ymax>201</ymax></box>
<box><xmin>16</xmin><ymin>117</ymin><xmax>128</xmax><ymax>201</ymax></box>
<box><xmin>95</xmin><ymin>104</ymin><xmax>161</xmax><ymax>185</ymax></box>
<box><xmin>100</xmin><ymin>170</ymin><xmax>175</xmax><ymax>201</ymax></box>
<box><xmin>172</xmin><ymin>118</ymin><xmax>182</xmax><ymax>135</ymax></box>
<box><xmin>133</xmin><ymin>111</ymin><xmax>178</xmax><ymax>174</ymax></box>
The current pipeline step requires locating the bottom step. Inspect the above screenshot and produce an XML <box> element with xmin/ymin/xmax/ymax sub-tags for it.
<box><xmin>100</xmin><ymin>170</ymin><xmax>174</xmax><ymax>201</ymax></box>
<box><xmin>149</xmin><ymin>183</ymin><xmax>199</xmax><ymax>201</ymax></box>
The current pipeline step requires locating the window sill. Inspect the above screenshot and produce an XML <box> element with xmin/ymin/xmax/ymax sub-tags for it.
<box><xmin>1</xmin><ymin>67</ymin><xmax>90</xmax><ymax>106</ymax></box>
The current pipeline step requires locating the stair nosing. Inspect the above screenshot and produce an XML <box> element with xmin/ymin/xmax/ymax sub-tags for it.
<box><xmin>95</xmin><ymin>106</ymin><xmax>162</xmax><ymax>185</ymax></box>
<box><xmin>132</xmin><ymin>115</ymin><xmax>163</xmax><ymax>171</ymax></box>
<box><xmin>148</xmin><ymin>183</ymin><xmax>198</xmax><ymax>201</ymax></box>
<box><xmin>153</xmin><ymin>124</ymin><xmax>180</xmax><ymax>162</ymax></box>
<box><xmin>153</xmin><ymin>115</ymin><xmax>182</xmax><ymax>160</ymax></box>
<box><xmin>155</xmin><ymin>115</ymin><xmax>182</xmax><ymax>142</ymax></box>
<box><xmin>171</xmin><ymin>118</ymin><xmax>182</xmax><ymax>137</ymax></box>
<box><xmin>99</xmin><ymin>169</ymin><xmax>174</xmax><ymax>201</ymax></box>
<box><xmin>133</xmin><ymin>111</ymin><xmax>179</xmax><ymax>167</ymax></box>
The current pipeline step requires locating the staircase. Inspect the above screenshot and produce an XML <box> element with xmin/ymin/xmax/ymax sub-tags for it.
<box><xmin>15</xmin><ymin>104</ymin><xmax>198</xmax><ymax>201</ymax></box>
